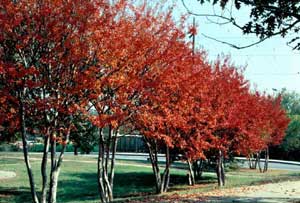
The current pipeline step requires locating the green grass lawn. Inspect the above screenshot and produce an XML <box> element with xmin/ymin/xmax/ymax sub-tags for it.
<box><xmin>0</xmin><ymin>152</ymin><xmax>300</xmax><ymax>203</ymax></box>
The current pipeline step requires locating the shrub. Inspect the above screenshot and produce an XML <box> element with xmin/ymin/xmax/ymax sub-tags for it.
<box><xmin>0</xmin><ymin>143</ymin><xmax>20</xmax><ymax>152</ymax></box>
<box><xmin>28</xmin><ymin>143</ymin><xmax>74</xmax><ymax>152</ymax></box>
<box><xmin>225</xmin><ymin>160</ymin><xmax>241</xmax><ymax>171</ymax></box>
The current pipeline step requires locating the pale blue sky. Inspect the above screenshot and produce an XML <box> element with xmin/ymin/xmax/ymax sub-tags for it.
<box><xmin>173</xmin><ymin>0</ymin><xmax>300</xmax><ymax>94</ymax></box>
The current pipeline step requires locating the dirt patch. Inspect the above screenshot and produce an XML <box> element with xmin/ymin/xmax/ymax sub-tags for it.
<box><xmin>0</xmin><ymin>170</ymin><xmax>16</xmax><ymax>180</ymax></box>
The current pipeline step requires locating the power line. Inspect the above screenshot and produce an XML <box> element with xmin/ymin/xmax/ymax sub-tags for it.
<box><xmin>199</xmin><ymin>36</ymin><xmax>299</xmax><ymax>39</ymax></box>
<box><xmin>208</xmin><ymin>54</ymin><xmax>299</xmax><ymax>57</ymax></box>
<box><xmin>247</xmin><ymin>72</ymin><xmax>300</xmax><ymax>76</ymax></box>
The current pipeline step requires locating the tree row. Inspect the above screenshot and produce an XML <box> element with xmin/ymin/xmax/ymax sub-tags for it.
<box><xmin>0</xmin><ymin>1</ymin><xmax>289</xmax><ymax>203</ymax></box>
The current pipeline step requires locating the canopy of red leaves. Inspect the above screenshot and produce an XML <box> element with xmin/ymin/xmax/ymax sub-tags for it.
<box><xmin>0</xmin><ymin>0</ymin><xmax>289</xmax><ymax>158</ymax></box>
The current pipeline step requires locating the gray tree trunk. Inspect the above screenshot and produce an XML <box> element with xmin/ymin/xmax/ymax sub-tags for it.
<box><xmin>248</xmin><ymin>153</ymin><xmax>256</xmax><ymax>169</ymax></box>
<box><xmin>144</xmin><ymin>136</ymin><xmax>161</xmax><ymax>194</ymax></box>
<box><xmin>263</xmin><ymin>147</ymin><xmax>269</xmax><ymax>173</ymax></box>
<box><xmin>74</xmin><ymin>145</ymin><xmax>78</xmax><ymax>155</ymax></box>
<box><xmin>160</xmin><ymin>146</ymin><xmax>170</xmax><ymax>193</ymax></box>
<box><xmin>187</xmin><ymin>159</ymin><xmax>195</xmax><ymax>186</ymax></box>
<box><xmin>97</xmin><ymin>128</ymin><xmax>108</xmax><ymax>203</ymax></box>
<box><xmin>109</xmin><ymin>131</ymin><xmax>118</xmax><ymax>192</ymax></box>
<box><xmin>144</xmin><ymin>137</ymin><xmax>171</xmax><ymax>194</ymax></box>
<box><xmin>48</xmin><ymin>169</ymin><xmax>59</xmax><ymax>203</ymax></box>
<box><xmin>258</xmin><ymin>148</ymin><xmax>269</xmax><ymax>173</ymax></box>
<box><xmin>193</xmin><ymin>159</ymin><xmax>204</xmax><ymax>179</ymax></box>
<box><xmin>254</xmin><ymin>152</ymin><xmax>260</xmax><ymax>171</ymax></box>
<box><xmin>48</xmin><ymin>132</ymin><xmax>57</xmax><ymax>203</ymax></box>
<box><xmin>97</xmin><ymin>127</ymin><xmax>118</xmax><ymax>203</ymax></box>
<box><xmin>41</xmin><ymin>135</ymin><xmax>50</xmax><ymax>203</ymax></box>
<box><xmin>144</xmin><ymin>137</ymin><xmax>162</xmax><ymax>194</ymax></box>
<box><xmin>48</xmin><ymin>130</ymin><xmax>69</xmax><ymax>203</ymax></box>
<box><xmin>20</xmin><ymin>96</ymin><xmax>40</xmax><ymax>203</ymax></box>
<box><xmin>216</xmin><ymin>150</ymin><xmax>225</xmax><ymax>187</ymax></box>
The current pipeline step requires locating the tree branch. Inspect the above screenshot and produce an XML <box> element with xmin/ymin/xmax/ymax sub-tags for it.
<box><xmin>181</xmin><ymin>0</ymin><xmax>300</xmax><ymax>49</ymax></box>
<box><xmin>201</xmin><ymin>33</ymin><xmax>269</xmax><ymax>49</ymax></box>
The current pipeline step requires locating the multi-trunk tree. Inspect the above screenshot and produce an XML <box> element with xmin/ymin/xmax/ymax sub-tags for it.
<box><xmin>0</xmin><ymin>0</ymin><xmax>114</xmax><ymax>202</ymax></box>
<box><xmin>0</xmin><ymin>0</ymin><xmax>290</xmax><ymax>202</ymax></box>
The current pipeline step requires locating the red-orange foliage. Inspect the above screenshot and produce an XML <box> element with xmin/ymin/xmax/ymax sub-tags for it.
<box><xmin>0</xmin><ymin>0</ymin><xmax>290</xmax><ymax>199</ymax></box>
<box><xmin>135</xmin><ymin>52</ymin><xmax>289</xmax><ymax>162</ymax></box>
<box><xmin>0</xmin><ymin>1</ymin><xmax>124</xmax><ymax>202</ymax></box>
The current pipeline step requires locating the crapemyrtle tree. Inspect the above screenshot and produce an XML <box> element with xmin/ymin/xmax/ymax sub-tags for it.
<box><xmin>0</xmin><ymin>0</ymin><xmax>114</xmax><ymax>202</ymax></box>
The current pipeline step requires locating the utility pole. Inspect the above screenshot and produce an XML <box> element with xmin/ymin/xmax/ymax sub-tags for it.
<box><xmin>192</xmin><ymin>17</ymin><xmax>196</xmax><ymax>56</ymax></box>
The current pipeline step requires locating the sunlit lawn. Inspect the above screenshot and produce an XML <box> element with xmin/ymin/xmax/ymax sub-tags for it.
<box><xmin>0</xmin><ymin>152</ymin><xmax>299</xmax><ymax>203</ymax></box>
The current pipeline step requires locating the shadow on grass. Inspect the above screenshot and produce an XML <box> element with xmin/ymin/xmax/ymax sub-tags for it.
<box><xmin>56</xmin><ymin>171</ymin><xmax>156</xmax><ymax>201</ymax></box>
<box><xmin>169</xmin><ymin>175</ymin><xmax>217</xmax><ymax>193</ymax></box>
<box><xmin>57</xmin><ymin>171</ymin><xmax>194</xmax><ymax>202</ymax></box>
<box><xmin>0</xmin><ymin>158</ymin><xmax>24</xmax><ymax>165</ymax></box>
<box><xmin>0</xmin><ymin>187</ymin><xmax>32</xmax><ymax>203</ymax></box>
<box><xmin>55</xmin><ymin>171</ymin><xmax>161</xmax><ymax>202</ymax></box>
<box><xmin>0</xmin><ymin>170</ymin><xmax>217</xmax><ymax>203</ymax></box>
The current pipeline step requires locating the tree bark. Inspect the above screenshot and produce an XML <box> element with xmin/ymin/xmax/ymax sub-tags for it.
<box><xmin>48</xmin><ymin>130</ymin><xmax>69</xmax><ymax>203</ymax></box>
<box><xmin>193</xmin><ymin>159</ymin><xmax>204</xmax><ymax>180</ymax></box>
<box><xmin>248</xmin><ymin>154</ymin><xmax>253</xmax><ymax>169</ymax></box>
<box><xmin>41</xmin><ymin>135</ymin><xmax>50</xmax><ymax>203</ymax></box>
<box><xmin>187</xmin><ymin>158</ymin><xmax>195</xmax><ymax>186</ymax></box>
<box><xmin>258</xmin><ymin>151</ymin><xmax>262</xmax><ymax>172</ymax></box>
<box><xmin>109</xmin><ymin>130</ymin><xmax>118</xmax><ymax>192</ymax></box>
<box><xmin>19</xmin><ymin>96</ymin><xmax>40</xmax><ymax>203</ymax></box>
<box><xmin>74</xmin><ymin>145</ymin><xmax>78</xmax><ymax>155</ymax></box>
<box><xmin>144</xmin><ymin>137</ymin><xmax>172</xmax><ymax>194</ymax></box>
<box><xmin>97</xmin><ymin>127</ymin><xmax>117</xmax><ymax>203</ymax></box>
<box><xmin>254</xmin><ymin>152</ymin><xmax>260</xmax><ymax>169</ymax></box>
<box><xmin>263</xmin><ymin>147</ymin><xmax>269</xmax><ymax>173</ymax></box>
<box><xmin>48</xmin><ymin>169</ymin><xmax>59</xmax><ymax>203</ymax></box>
<box><xmin>258</xmin><ymin>148</ymin><xmax>269</xmax><ymax>173</ymax></box>
<box><xmin>254</xmin><ymin>152</ymin><xmax>260</xmax><ymax>171</ymax></box>
<box><xmin>161</xmin><ymin>145</ymin><xmax>170</xmax><ymax>193</ymax></box>
<box><xmin>248</xmin><ymin>153</ymin><xmax>259</xmax><ymax>169</ymax></box>
<box><xmin>105</xmin><ymin>126</ymin><xmax>111</xmax><ymax>176</ymax></box>
<box><xmin>216</xmin><ymin>150</ymin><xmax>225</xmax><ymax>187</ymax></box>
<box><xmin>97</xmin><ymin>128</ymin><xmax>108</xmax><ymax>203</ymax></box>
<box><xmin>144</xmin><ymin>137</ymin><xmax>161</xmax><ymax>194</ymax></box>
<box><xmin>97</xmin><ymin>128</ymin><xmax>107</xmax><ymax>203</ymax></box>
<box><xmin>48</xmin><ymin>132</ymin><xmax>57</xmax><ymax>203</ymax></box>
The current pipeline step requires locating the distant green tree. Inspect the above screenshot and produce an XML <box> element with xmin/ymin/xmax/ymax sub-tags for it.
<box><xmin>281</xmin><ymin>116</ymin><xmax>300</xmax><ymax>153</ymax></box>
<box><xmin>270</xmin><ymin>90</ymin><xmax>300</xmax><ymax>160</ymax></box>
<box><xmin>281</xmin><ymin>89</ymin><xmax>300</xmax><ymax>115</ymax></box>
<box><xmin>70</xmin><ymin>119</ymin><xmax>98</xmax><ymax>155</ymax></box>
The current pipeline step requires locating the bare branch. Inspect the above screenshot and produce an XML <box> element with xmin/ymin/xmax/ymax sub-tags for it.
<box><xmin>181</xmin><ymin>0</ymin><xmax>244</xmax><ymax>30</ymax></box>
<box><xmin>201</xmin><ymin>33</ymin><xmax>269</xmax><ymax>49</ymax></box>
<box><xmin>182</xmin><ymin>0</ymin><xmax>300</xmax><ymax>49</ymax></box>
<box><xmin>205</xmin><ymin>16</ymin><xmax>232</xmax><ymax>25</ymax></box>
<box><xmin>202</xmin><ymin>20</ymin><xmax>299</xmax><ymax>49</ymax></box>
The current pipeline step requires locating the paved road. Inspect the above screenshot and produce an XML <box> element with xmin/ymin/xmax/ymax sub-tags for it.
<box><xmin>65</xmin><ymin>152</ymin><xmax>300</xmax><ymax>171</ymax></box>
<box><xmin>239</xmin><ymin>161</ymin><xmax>300</xmax><ymax>171</ymax></box>
<box><xmin>235</xmin><ymin>157</ymin><xmax>300</xmax><ymax>171</ymax></box>
<box><xmin>65</xmin><ymin>152</ymin><xmax>165</xmax><ymax>161</ymax></box>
